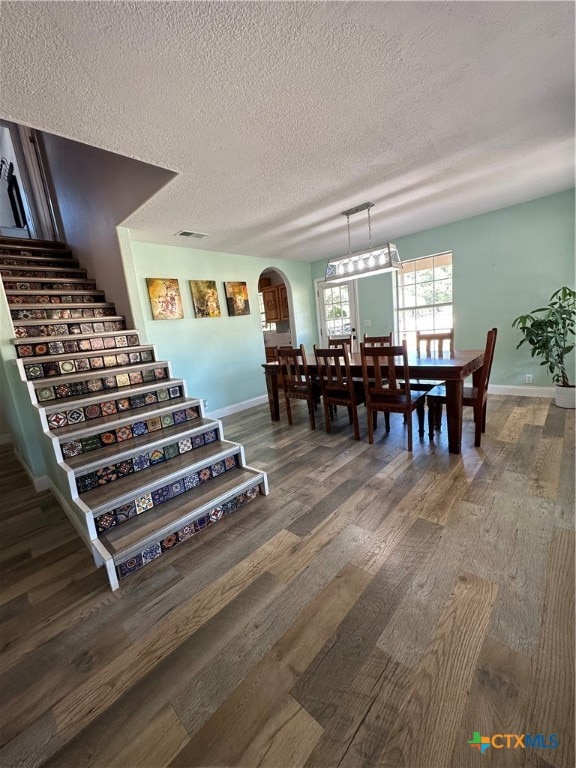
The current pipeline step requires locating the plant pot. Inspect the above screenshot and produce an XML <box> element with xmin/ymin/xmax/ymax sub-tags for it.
<box><xmin>555</xmin><ymin>384</ymin><xmax>576</xmax><ymax>409</ymax></box>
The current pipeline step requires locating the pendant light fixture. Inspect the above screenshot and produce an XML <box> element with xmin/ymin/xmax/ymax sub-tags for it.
<box><xmin>325</xmin><ymin>202</ymin><xmax>401</xmax><ymax>283</ymax></box>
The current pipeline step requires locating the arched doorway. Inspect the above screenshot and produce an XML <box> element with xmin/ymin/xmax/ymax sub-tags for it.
<box><xmin>258</xmin><ymin>268</ymin><xmax>292</xmax><ymax>361</ymax></box>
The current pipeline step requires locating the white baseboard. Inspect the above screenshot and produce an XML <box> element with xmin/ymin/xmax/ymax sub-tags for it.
<box><xmin>207</xmin><ymin>395</ymin><xmax>269</xmax><ymax>419</ymax></box>
<box><xmin>13</xmin><ymin>446</ymin><xmax>51</xmax><ymax>491</ymax></box>
<box><xmin>489</xmin><ymin>384</ymin><xmax>555</xmax><ymax>398</ymax></box>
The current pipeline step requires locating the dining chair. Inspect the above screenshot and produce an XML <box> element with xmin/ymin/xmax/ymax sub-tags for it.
<box><xmin>276</xmin><ymin>344</ymin><xmax>321</xmax><ymax>430</ymax></box>
<box><xmin>360</xmin><ymin>341</ymin><xmax>427</xmax><ymax>451</ymax></box>
<box><xmin>426</xmin><ymin>328</ymin><xmax>498</xmax><ymax>447</ymax></box>
<box><xmin>363</xmin><ymin>332</ymin><xmax>393</xmax><ymax>346</ymax></box>
<box><xmin>314</xmin><ymin>345</ymin><xmax>365</xmax><ymax>440</ymax></box>
<box><xmin>409</xmin><ymin>329</ymin><xmax>455</xmax><ymax>426</ymax></box>
<box><xmin>328</xmin><ymin>335</ymin><xmax>353</xmax><ymax>353</ymax></box>
<box><xmin>416</xmin><ymin>329</ymin><xmax>454</xmax><ymax>357</ymax></box>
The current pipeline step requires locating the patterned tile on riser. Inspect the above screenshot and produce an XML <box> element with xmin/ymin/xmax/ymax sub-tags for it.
<box><xmin>114</xmin><ymin>485</ymin><xmax>261</xmax><ymax>578</ymax></box>
<box><xmin>0</xmin><ymin>254</ymin><xmax>78</xmax><ymax>268</ymax></box>
<box><xmin>5</xmin><ymin>290</ymin><xmax>106</xmax><ymax>305</ymax></box>
<box><xmin>31</xmin><ymin>362</ymin><xmax>170</xmax><ymax>402</ymax></box>
<box><xmin>73</xmin><ymin>424</ymin><xmax>226</xmax><ymax>494</ymax></box>
<box><xmin>12</xmin><ymin>317</ymin><xmax>127</xmax><ymax>339</ymax></box>
<box><xmin>10</xmin><ymin>302</ymin><xmax>116</xmax><ymax>319</ymax></box>
<box><xmin>0</xmin><ymin>265</ymin><xmax>87</xmax><ymax>279</ymax></box>
<box><xmin>57</xmin><ymin>401</ymin><xmax>206</xmax><ymax>457</ymax></box>
<box><xmin>21</xmin><ymin>346</ymin><xmax>156</xmax><ymax>379</ymax></box>
<box><xmin>42</xmin><ymin>380</ymin><xmax>186</xmax><ymax>425</ymax></box>
<box><xmin>2</xmin><ymin>278</ymin><xmax>97</xmax><ymax>291</ymax></box>
<box><xmin>80</xmin><ymin>443</ymin><xmax>245</xmax><ymax>519</ymax></box>
<box><xmin>52</xmin><ymin>394</ymin><xmax>201</xmax><ymax>440</ymax></box>
<box><xmin>100</xmin><ymin>466</ymin><xmax>265</xmax><ymax>559</ymax></box>
<box><xmin>14</xmin><ymin>331</ymin><xmax>140</xmax><ymax>358</ymax></box>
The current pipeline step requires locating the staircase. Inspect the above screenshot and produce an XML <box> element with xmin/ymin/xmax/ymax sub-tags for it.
<box><xmin>0</xmin><ymin>237</ymin><xmax>268</xmax><ymax>590</ymax></box>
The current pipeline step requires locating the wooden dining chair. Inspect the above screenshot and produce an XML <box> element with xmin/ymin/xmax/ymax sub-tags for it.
<box><xmin>276</xmin><ymin>345</ymin><xmax>321</xmax><ymax>430</ymax></box>
<box><xmin>416</xmin><ymin>329</ymin><xmax>454</xmax><ymax>357</ymax></box>
<box><xmin>328</xmin><ymin>335</ymin><xmax>353</xmax><ymax>353</ymax></box>
<box><xmin>427</xmin><ymin>328</ymin><xmax>498</xmax><ymax>447</ymax></box>
<box><xmin>409</xmin><ymin>329</ymin><xmax>455</xmax><ymax>427</ymax></box>
<box><xmin>360</xmin><ymin>341</ymin><xmax>427</xmax><ymax>451</ymax></box>
<box><xmin>314</xmin><ymin>345</ymin><xmax>365</xmax><ymax>440</ymax></box>
<box><xmin>363</xmin><ymin>332</ymin><xmax>393</xmax><ymax>346</ymax></box>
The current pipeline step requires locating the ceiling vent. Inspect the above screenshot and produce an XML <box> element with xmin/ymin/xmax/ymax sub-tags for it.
<box><xmin>175</xmin><ymin>230</ymin><xmax>209</xmax><ymax>238</ymax></box>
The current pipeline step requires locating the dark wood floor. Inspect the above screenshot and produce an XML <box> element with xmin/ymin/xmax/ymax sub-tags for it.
<box><xmin>0</xmin><ymin>396</ymin><xmax>574</xmax><ymax>768</ymax></box>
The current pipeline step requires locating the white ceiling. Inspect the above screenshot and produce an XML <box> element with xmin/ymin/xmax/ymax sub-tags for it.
<box><xmin>1</xmin><ymin>1</ymin><xmax>574</xmax><ymax>262</ymax></box>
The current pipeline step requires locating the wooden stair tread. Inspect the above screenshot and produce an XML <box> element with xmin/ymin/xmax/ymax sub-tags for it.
<box><xmin>13</xmin><ymin>315</ymin><xmax>125</xmax><ymax>325</ymax></box>
<box><xmin>32</xmin><ymin>360</ymin><xmax>168</xmax><ymax>386</ymax></box>
<box><xmin>55</xmin><ymin>397</ymin><xmax>201</xmax><ymax>439</ymax></box>
<box><xmin>11</xmin><ymin>301</ymin><xmax>115</xmax><ymax>310</ymax></box>
<box><xmin>80</xmin><ymin>441</ymin><xmax>241</xmax><ymax>514</ymax></box>
<box><xmin>14</xmin><ymin>329</ymin><xmax>139</xmax><ymax>345</ymax></box>
<box><xmin>22</xmin><ymin>344</ymin><xmax>155</xmax><ymax>363</ymax></box>
<box><xmin>5</xmin><ymin>288</ymin><xmax>104</xmax><ymax>296</ymax></box>
<box><xmin>3</xmin><ymin>276</ymin><xmax>94</xmax><ymax>285</ymax></box>
<box><xmin>0</xmin><ymin>237</ymin><xmax>68</xmax><ymax>250</ymax></box>
<box><xmin>0</xmin><ymin>265</ymin><xmax>86</xmax><ymax>275</ymax></box>
<box><xmin>41</xmin><ymin>380</ymin><xmax>186</xmax><ymax>411</ymax></box>
<box><xmin>100</xmin><ymin>466</ymin><xmax>261</xmax><ymax>559</ymax></box>
<box><xmin>65</xmin><ymin>417</ymin><xmax>217</xmax><ymax>470</ymax></box>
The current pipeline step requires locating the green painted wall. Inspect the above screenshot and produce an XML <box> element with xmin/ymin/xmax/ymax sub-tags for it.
<box><xmin>126</xmin><ymin>240</ymin><xmax>317</xmax><ymax>412</ymax></box>
<box><xmin>312</xmin><ymin>189</ymin><xmax>575</xmax><ymax>387</ymax></box>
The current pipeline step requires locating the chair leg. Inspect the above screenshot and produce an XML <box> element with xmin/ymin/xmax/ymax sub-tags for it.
<box><xmin>323</xmin><ymin>398</ymin><xmax>332</xmax><ymax>434</ymax></box>
<box><xmin>428</xmin><ymin>400</ymin><xmax>436</xmax><ymax>439</ymax></box>
<box><xmin>347</xmin><ymin>405</ymin><xmax>353</xmax><ymax>424</ymax></box>
<box><xmin>367</xmin><ymin>406</ymin><xmax>374</xmax><ymax>444</ymax></box>
<box><xmin>474</xmin><ymin>405</ymin><xmax>482</xmax><ymax>447</ymax></box>
<box><xmin>407</xmin><ymin>411</ymin><xmax>413</xmax><ymax>451</ymax></box>
<box><xmin>482</xmin><ymin>403</ymin><xmax>487</xmax><ymax>433</ymax></box>
<box><xmin>285</xmin><ymin>394</ymin><xmax>293</xmax><ymax>426</ymax></box>
<box><xmin>384</xmin><ymin>412</ymin><xmax>390</xmax><ymax>432</ymax></box>
<box><xmin>435</xmin><ymin>403</ymin><xmax>443</xmax><ymax>430</ymax></box>
<box><xmin>416</xmin><ymin>400</ymin><xmax>425</xmax><ymax>436</ymax></box>
<box><xmin>308</xmin><ymin>397</ymin><xmax>316</xmax><ymax>430</ymax></box>
<box><xmin>352</xmin><ymin>405</ymin><xmax>360</xmax><ymax>440</ymax></box>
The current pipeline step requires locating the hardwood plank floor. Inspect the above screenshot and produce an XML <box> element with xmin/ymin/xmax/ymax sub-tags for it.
<box><xmin>0</xmin><ymin>395</ymin><xmax>574</xmax><ymax>768</ymax></box>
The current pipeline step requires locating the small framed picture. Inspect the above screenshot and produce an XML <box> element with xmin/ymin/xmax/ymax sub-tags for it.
<box><xmin>190</xmin><ymin>280</ymin><xmax>221</xmax><ymax>318</ymax></box>
<box><xmin>224</xmin><ymin>281</ymin><xmax>250</xmax><ymax>316</ymax></box>
<box><xmin>146</xmin><ymin>278</ymin><xmax>184</xmax><ymax>320</ymax></box>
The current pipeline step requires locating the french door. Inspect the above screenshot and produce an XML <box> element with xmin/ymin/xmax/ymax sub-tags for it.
<box><xmin>315</xmin><ymin>278</ymin><xmax>359</xmax><ymax>351</ymax></box>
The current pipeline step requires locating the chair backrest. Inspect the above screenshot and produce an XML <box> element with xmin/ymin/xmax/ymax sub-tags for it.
<box><xmin>363</xmin><ymin>332</ymin><xmax>393</xmax><ymax>346</ymax></box>
<box><xmin>360</xmin><ymin>341</ymin><xmax>412</xmax><ymax>402</ymax></box>
<box><xmin>276</xmin><ymin>344</ymin><xmax>311</xmax><ymax>393</ymax></box>
<box><xmin>314</xmin><ymin>345</ymin><xmax>353</xmax><ymax>395</ymax></box>
<box><xmin>416</xmin><ymin>329</ymin><xmax>454</xmax><ymax>357</ymax></box>
<box><xmin>476</xmin><ymin>328</ymin><xmax>498</xmax><ymax>399</ymax></box>
<box><xmin>328</xmin><ymin>335</ymin><xmax>353</xmax><ymax>353</ymax></box>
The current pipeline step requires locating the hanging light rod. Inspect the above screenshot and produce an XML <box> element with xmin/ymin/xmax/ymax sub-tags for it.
<box><xmin>325</xmin><ymin>201</ymin><xmax>401</xmax><ymax>283</ymax></box>
<box><xmin>341</xmin><ymin>202</ymin><xmax>375</xmax><ymax>217</ymax></box>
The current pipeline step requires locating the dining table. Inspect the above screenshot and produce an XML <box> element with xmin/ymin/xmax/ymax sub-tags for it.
<box><xmin>262</xmin><ymin>348</ymin><xmax>485</xmax><ymax>455</ymax></box>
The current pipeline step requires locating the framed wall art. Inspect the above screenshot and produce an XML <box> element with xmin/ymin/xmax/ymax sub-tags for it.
<box><xmin>224</xmin><ymin>281</ymin><xmax>250</xmax><ymax>316</ymax></box>
<box><xmin>146</xmin><ymin>278</ymin><xmax>184</xmax><ymax>320</ymax></box>
<box><xmin>189</xmin><ymin>280</ymin><xmax>222</xmax><ymax>318</ymax></box>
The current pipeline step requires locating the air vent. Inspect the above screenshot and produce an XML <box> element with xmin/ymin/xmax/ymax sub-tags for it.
<box><xmin>175</xmin><ymin>230</ymin><xmax>209</xmax><ymax>239</ymax></box>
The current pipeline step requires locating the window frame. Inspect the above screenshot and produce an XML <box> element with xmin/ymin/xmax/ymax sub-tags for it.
<box><xmin>394</xmin><ymin>251</ymin><xmax>453</xmax><ymax>345</ymax></box>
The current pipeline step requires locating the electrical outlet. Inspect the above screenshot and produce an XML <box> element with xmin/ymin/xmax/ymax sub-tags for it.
<box><xmin>525</xmin><ymin>374</ymin><xmax>533</xmax><ymax>384</ymax></box>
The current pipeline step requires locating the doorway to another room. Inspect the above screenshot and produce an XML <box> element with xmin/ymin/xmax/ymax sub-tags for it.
<box><xmin>258</xmin><ymin>269</ymin><xmax>292</xmax><ymax>361</ymax></box>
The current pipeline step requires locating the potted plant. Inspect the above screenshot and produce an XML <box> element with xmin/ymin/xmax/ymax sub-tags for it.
<box><xmin>512</xmin><ymin>286</ymin><xmax>576</xmax><ymax>408</ymax></box>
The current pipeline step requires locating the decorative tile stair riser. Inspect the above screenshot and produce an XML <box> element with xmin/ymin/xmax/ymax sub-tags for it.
<box><xmin>1</xmin><ymin>238</ymin><xmax>268</xmax><ymax>591</ymax></box>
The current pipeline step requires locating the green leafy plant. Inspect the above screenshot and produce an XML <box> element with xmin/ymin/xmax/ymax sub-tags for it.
<box><xmin>512</xmin><ymin>286</ymin><xmax>576</xmax><ymax>387</ymax></box>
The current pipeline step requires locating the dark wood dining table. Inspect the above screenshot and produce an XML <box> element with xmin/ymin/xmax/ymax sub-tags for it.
<box><xmin>262</xmin><ymin>348</ymin><xmax>485</xmax><ymax>454</ymax></box>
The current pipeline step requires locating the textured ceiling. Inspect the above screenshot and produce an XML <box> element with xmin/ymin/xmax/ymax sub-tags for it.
<box><xmin>1</xmin><ymin>1</ymin><xmax>574</xmax><ymax>262</ymax></box>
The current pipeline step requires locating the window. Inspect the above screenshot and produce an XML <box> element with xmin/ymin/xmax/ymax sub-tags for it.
<box><xmin>258</xmin><ymin>291</ymin><xmax>276</xmax><ymax>331</ymax></box>
<box><xmin>396</xmin><ymin>251</ymin><xmax>453</xmax><ymax>348</ymax></box>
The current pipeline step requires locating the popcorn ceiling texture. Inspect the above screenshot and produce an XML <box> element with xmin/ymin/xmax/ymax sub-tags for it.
<box><xmin>1</xmin><ymin>0</ymin><xmax>574</xmax><ymax>261</ymax></box>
